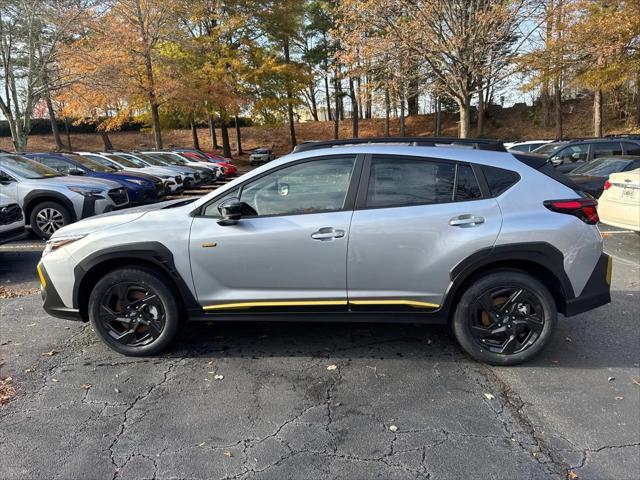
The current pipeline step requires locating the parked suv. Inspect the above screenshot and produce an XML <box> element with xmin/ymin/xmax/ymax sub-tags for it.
<box><xmin>249</xmin><ymin>147</ymin><xmax>276</xmax><ymax>165</ymax></box>
<box><xmin>0</xmin><ymin>153</ymin><xmax>129</xmax><ymax>239</ymax></box>
<box><xmin>0</xmin><ymin>192</ymin><xmax>27</xmax><ymax>244</ymax></box>
<box><xmin>546</xmin><ymin>138</ymin><xmax>640</xmax><ymax>173</ymax></box>
<box><xmin>37</xmin><ymin>138</ymin><xmax>611</xmax><ymax>365</ymax></box>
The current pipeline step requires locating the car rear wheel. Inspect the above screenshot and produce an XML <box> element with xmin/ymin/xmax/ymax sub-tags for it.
<box><xmin>30</xmin><ymin>201</ymin><xmax>72</xmax><ymax>239</ymax></box>
<box><xmin>452</xmin><ymin>272</ymin><xmax>557</xmax><ymax>366</ymax></box>
<box><xmin>88</xmin><ymin>267</ymin><xmax>181</xmax><ymax>356</ymax></box>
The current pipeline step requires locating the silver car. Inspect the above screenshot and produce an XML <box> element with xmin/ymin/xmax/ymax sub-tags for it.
<box><xmin>0</xmin><ymin>154</ymin><xmax>129</xmax><ymax>239</ymax></box>
<box><xmin>37</xmin><ymin>138</ymin><xmax>611</xmax><ymax>365</ymax></box>
<box><xmin>0</xmin><ymin>192</ymin><xmax>27</xmax><ymax>244</ymax></box>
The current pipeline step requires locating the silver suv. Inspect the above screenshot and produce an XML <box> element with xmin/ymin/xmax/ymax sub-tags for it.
<box><xmin>0</xmin><ymin>154</ymin><xmax>129</xmax><ymax>239</ymax></box>
<box><xmin>37</xmin><ymin>138</ymin><xmax>611</xmax><ymax>365</ymax></box>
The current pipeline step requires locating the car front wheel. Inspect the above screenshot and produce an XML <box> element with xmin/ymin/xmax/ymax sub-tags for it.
<box><xmin>30</xmin><ymin>201</ymin><xmax>72</xmax><ymax>239</ymax></box>
<box><xmin>452</xmin><ymin>271</ymin><xmax>557</xmax><ymax>366</ymax></box>
<box><xmin>88</xmin><ymin>267</ymin><xmax>181</xmax><ymax>356</ymax></box>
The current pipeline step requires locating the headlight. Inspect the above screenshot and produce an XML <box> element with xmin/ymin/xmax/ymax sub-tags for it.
<box><xmin>68</xmin><ymin>186</ymin><xmax>104</xmax><ymax>198</ymax></box>
<box><xmin>43</xmin><ymin>235</ymin><xmax>86</xmax><ymax>256</ymax></box>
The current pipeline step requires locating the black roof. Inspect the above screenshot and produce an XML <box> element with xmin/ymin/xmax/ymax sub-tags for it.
<box><xmin>292</xmin><ymin>137</ymin><xmax>507</xmax><ymax>153</ymax></box>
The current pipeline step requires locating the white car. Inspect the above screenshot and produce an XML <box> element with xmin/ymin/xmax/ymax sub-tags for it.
<box><xmin>76</xmin><ymin>152</ymin><xmax>183</xmax><ymax>193</ymax></box>
<box><xmin>0</xmin><ymin>192</ymin><xmax>27</xmax><ymax>244</ymax></box>
<box><xmin>505</xmin><ymin>140</ymin><xmax>552</xmax><ymax>153</ymax></box>
<box><xmin>598</xmin><ymin>168</ymin><xmax>640</xmax><ymax>232</ymax></box>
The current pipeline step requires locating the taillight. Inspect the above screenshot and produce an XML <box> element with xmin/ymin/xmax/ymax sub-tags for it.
<box><xmin>543</xmin><ymin>198</ymin><xmax>599</xmax><ymax>224</ymax></box>
<box><xmin>603</xmin><ymin>180</ymin><xmax>611</xmax><ymax>190</ymax></box>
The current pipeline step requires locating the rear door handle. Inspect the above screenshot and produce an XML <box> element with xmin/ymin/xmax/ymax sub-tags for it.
<box><xmin>449</xmin><ymin>215</ymin><xmax>485</xmax><ymax>227</ymax></box>
<box><xmin>311</xmin><ymin>227</ymin><xmax>345</xmax><ymax>240</ymax></box>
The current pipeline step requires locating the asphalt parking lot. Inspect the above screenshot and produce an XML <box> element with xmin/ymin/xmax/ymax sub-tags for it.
<box><xmin>1</xmin><ymin>228</ymin><xmax>638</xmax><ymax>479</ymax></box>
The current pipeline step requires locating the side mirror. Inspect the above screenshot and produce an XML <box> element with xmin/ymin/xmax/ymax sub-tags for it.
<box><xmin>277</xmin><ymin>182</ymin><xmax>289</xmax><ymax>196</ymax></box>
<box><xmin>69</xmin><ymin>168</ymin><xmax>84</xmax><ymax>175</ymax></box>
<box><xmin>217</xmin><ymin>197</ymin><xmax>243</xmax><ymax>226</ymax></box>
<box><xmin>550</xmin><ymin>156</ymin><xmax>562</xmax><ymax>166</ymax></box>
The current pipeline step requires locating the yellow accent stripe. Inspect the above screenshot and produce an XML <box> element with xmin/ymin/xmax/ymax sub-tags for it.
<box><xmin>203</xmin><ymin>299</ymin><xmax>439</xmax><ymax>311</ymax></box>
<box><xmin>349</xmin><ymin>299</ymin><xmax>440</xmax><ymax>309</ymax></box>
<box><xmin>37</xmin><ymin>263</ymin><xmax>46</xmax><ymax>288</ymax></box>
<box><xmin>203</xmin><ymin>300</ymin><xmax>348</xmax><ymax>310</ymax></box>
<box><xmin>606</xmin><ymin>255</ymin><xmax>613</xmax><ymax>286</ymax></box>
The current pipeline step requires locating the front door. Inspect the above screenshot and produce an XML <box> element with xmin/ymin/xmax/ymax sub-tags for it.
<box><xmin>347</xmin><ymin>155</ymin><xmax>502</xmax><ymax>311</ymax></box>
<box><xmin>189</xmin><ymin>156</ymin><xmax>360</xmax><ymax>311</ymax></box>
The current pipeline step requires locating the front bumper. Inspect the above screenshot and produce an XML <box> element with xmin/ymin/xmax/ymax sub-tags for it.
<box><xmin>564</xmin><ymin>253</ymin><xmax>612</xmax><ymax>317</ymax></box>
<box><xmin>38</xmin><ymin>262</ymin><xmax>83</xmax><ymax>321</ymax></box>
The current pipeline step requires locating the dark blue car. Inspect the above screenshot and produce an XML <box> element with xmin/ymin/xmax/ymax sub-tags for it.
<box><xmin>25</xmin><ymin>152</ymin><xmax>164</xmax><ymax>204</ymax></box>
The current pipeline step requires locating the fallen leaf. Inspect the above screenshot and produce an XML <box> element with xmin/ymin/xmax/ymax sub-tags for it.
<box><xmin>42</xmin><ymin>350</ymin><xmax>58</xmax><ymax>357</ymax></box>
<box><xmin>223</xmin><ymin>451</ymin><xmax>234</xmax><ymax>457</ymax></box>
<box><xmin>196</xmin><ymin>442</ymin><xmax>206</xmax><ymax>447</ymax></box>
<box><xmin>568</xmin><ymin>470</ymin><xmax>579</xmax><ymax>479</ymax></box>
<box><xmin>532</xmin><ymin>452</ymin><xmax>540</xmax><ymax>459</ymax></box>
<box><xmin>207</xmin><ymin>360</ymin><xmax>215</xmax><ymax>365</ymax></box>
<box><xmin>114</xmin><ymin>388</ymin><xmax>120</xmax><ymax>393</ymax></box>
<box><xmin>389</xmin><ymin>425</ymin><xmax>398</xmax><ymax>432</ymax></box>
<box><xmin>607</xmin><ymin>376</ymin><xmax>615</xmax><ymax>382</ymax></box>
<box><xmin>51</xmin><ymin>378</ymin><xmax>59</xmax><ymax>383</ymax></box>
<box><xmin>484</xmin><ymin>393</ymin><xmax>495</xmax><ymax>400</ymax></box>
<box><xmin>632</xmin><ymin>378</ymin><xmax>640</xmax><ymax>386</ymax></box>
<box><xmin>564</xmin><ymin>336</ymin><xmax>572</xmax><ymax>343</ymax></box>
<box><xmin>24</xmin><ymin>368</ymin><xmax>34</xmax><ymax>373</ymax></box>
<box><xmin>426</xmin><ymin>339</ymin><xmax>432</xmax><ymax>345</ymax></box>
<box><xmin>5</xmin><ymin>377</ymin><xmax>12</xmax><ymax>382</ymax></box>
<box><xmin>213</xmin><ymin>374</ymin><xmax>224</xmax><ymax>380</ymax></box>
<box><xmin>615</xmin><ymin>396</ymin><xmax>624</xmax><ymax>400</ymax></box>
<box><xmin>82</xmin><ymin>383</ymin><xmax>92</xmax><ymax>390</ymax></box>
<box><xmin>326</xmin><ymin>365</ymin><xmax>337</xmax><ymax>371</ymax></box>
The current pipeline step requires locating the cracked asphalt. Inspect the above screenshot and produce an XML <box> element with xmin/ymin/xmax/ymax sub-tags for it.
<box><xmin>1</xmin><ymin>231</ymin><xmax>639</xmax><ymax>480</ymax></box>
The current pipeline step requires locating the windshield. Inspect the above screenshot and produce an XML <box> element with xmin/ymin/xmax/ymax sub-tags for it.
<box><xmin>133</xmin><ymin>153</ymin><xmax>168</xmax><ymax>167</ymax></box>
<box><xmin>62</xmin><ymin>153</ymin><xmax>114</xmax><ymax>172</ymax></box>
<box><xmin>533</xmin><ymin>143</ymin><xmax>566</xmax><ymax>156</ymax></box>
<box><xmin>0</xmin><ymin>155</ymin><xmax>62</xmax><ymax>179</ymax></box>
<box><xmin>570</xmin><ymin>158</ymin><xmax>632</xmax><ymax>177</ymax></box>
<box><xmin>105</xmin><ymin>154</ymin><xmax>141</xmax><ymax>168</ymax></box>
<box><xmin>254</xmin><ymin>148</ymin><xmax>269</xmax><ymax>154</ymax></box>
<box><xmin>146</xmin><ymin>152</ymin><xmax>183</xmax><ymax>165</ymax></box>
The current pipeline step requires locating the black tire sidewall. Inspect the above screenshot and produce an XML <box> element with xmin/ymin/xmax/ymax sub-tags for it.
<box><xmin>30</xmin><ymin>201</ymin><xmax>72</xmax><ymax>239</ymax></box>
<box><xmin>452</xmin><ymin>271</ymin><xmax>557</xmax><ymax>366</ymax></box>
<box><xmin>88</xmin><ymin>267</ymin><xmax>180</xmax><ymax>356</ymax></box>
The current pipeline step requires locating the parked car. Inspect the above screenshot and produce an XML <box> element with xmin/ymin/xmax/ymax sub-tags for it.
<box><xmin>140</xmin><ymin>151</ymin><xmax>224</xmax><ymax>181</ymax></box>
<box><xmin>598</xmin><ymin>168</ymin><xmax>640</xmax><ymax>232</ymax></box>
<box><xmin>37</xmin><ymin>137</ymin><xmax>610</xmax><ymax>366</ymax></box>
<box><xmin>249</xmin><ymin>147</ymin><xmax>276</xmax><ymax>165</ymax></box>
<box><xmin>0</xmin><ymin>153</ymin><xmax>129</xmax><ymax>239</ymax></box>
<box><xmin>76</xmin><ymin>152</ymin><xmax>183</xmax><ymax>193</ymax></box>
<box><xmin>505</xmin><ymin>140</ymin><xmax>552</xmax><ymax>153</ymax></box>
<box><xmin>25</xmin><ymin>152</ymin><xmax>164</xmax><ymax>205</ymax></box>
<box><xmin>530</xmin><ymin>141</ymin><xmax>569</xmax><ymax>157</ymax></box>
<box><xmin>136</xmin><ymin>152</ymin><xmax>215</xmax><ymax>184</ymax></box>
<box><xmin>568</xmin><ymin>156</ymin><xmax>640</xmax><ymax>198</ymax></box>
<box><xmin>168</xmin><ymin>149</ymin><xmax>233</xmax><ymax>178</ymax></box>
<box><xmin>113</xmin><ymin>152</ymin><xmax>200</xmax><ymax>187</ymax></box>
<box><xmin>0</xmin><ymin>192</ymin><xmax>27</xmax><ymax>244</ymax></box>
<box><xmin>545</xmin><ymin>138</ymin><xmax>640</xmax><ymax>173</ymax></box>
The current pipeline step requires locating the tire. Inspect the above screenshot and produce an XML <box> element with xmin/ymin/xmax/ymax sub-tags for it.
<box><xmin>452</xmin><ymin>271</ymin><xmax>557</xmax><ymax>366</ymax></box>
<box><xmin>88</xmin><ymin>267</ymin><xmax>181</xmax><ymax>356</ymax></box>
<box><xmin>30</xmin><ymin>201</ymin><xmax>72</xmax><ymax>239</ymax></box>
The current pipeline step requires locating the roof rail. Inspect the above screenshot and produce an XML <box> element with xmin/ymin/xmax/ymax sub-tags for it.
<box><xmin>604</xmin><ymin>134</ymin><xmax>640</xmax><ymax>139</ymax></box>
<box><xmin>292</xmin><ymin>137</ymin><xmax>506</xmax><ymax>153</ymax></box>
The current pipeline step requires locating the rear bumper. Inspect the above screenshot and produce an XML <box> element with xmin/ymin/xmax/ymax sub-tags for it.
<box><xmin>564</xmin><ymin>253</ymin><xmax>612</xmax><ymax>317</ymax></box>
<box><xmin>38</xmin><ymin>262</ymin><xmax>83</xmax><ymax>321</ymax></box>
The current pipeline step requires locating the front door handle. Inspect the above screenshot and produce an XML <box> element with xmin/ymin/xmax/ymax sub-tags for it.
<box><xmin>449</xmin><ymin>215</ymin><xmax>485</xmax><ymax>227</ymax></box>
<box><xmin>311</xmin><ymin>227</ymin><xmax>345</xmax><ymax>240</ymax></box>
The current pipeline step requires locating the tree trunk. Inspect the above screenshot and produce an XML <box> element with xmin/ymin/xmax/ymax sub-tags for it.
<box><xmin>384</xmin><ymin>88</ymin><xmax>391</xmax><ymax>137</ymax></box>
<box><xmin>308</xmin><ymin>83</ymin><xmax>319</xmax><ymax>121</ymax></box>
<box><xmin>150</xmin><ymin>101</ymin><xmax>162</xmax><ymax>149</ymax></box>
<box><xmin>477</xmin><ymin>86</ymin><xmax>485</xmax><ymax>137</ymax></box>
<box><xmin>407</xmin><ymin>78</ymin><xmax>419</xmax><ymax>116</ymax></box>
<box><xmin>99</xmin><ymin>131</ymin><xmax>113</xmax><ymax>150</ymax></box>
<box><xmin>191</xmin><ymin>120</ymin><xmax>201</xmax><ymax>150</ymax></box>
<box><xmin>458</xmin><ymin>95</ymin><xmax>471</xmax><ymax>138</ymax></box>
<box><xmin>64</xmin><ymin>118</ymin><xmax>72</xmax><ymax>150</ymax></box>
<box><xmin>336</xmin><ymin>78</ymin><xmax>344</xmax><ymax>120</ymax></box>
<box><xmin>399</xmin><ymin>88</ymin><xmax>406</xmax><ymax>137</ymax></box>
<box><xmin>356</xmin><ymin>76</ymin><xmax>364</xmax><ymax>120</ymax></box>
<box><xmin>434</xmin><ymin>97</ymin><xmax>442</xmax><ymax>136</ymax></box>
<box><xmin>283</xmin><ymin>39</ymin><xmax>297</xmax><ymax>147</ymax></box>
<box><xmin>208</xmin><ymin>116</ymin><xmax>219</xmax><ymax>149</ymax></box>
<box><xmin>636</xmin><ymin>72</ymin><xmax>640</xmax><ymax>126</ymax></box>
<box><xmin>554</xmin><ymin>78</ymin><xmax>563</xmax><ymax>140</ymax></box>
<box><xmin>220</xmin><ymin>118</ymin><xmax>232</xmax><ymax>159</ymax></box>
<box><xmin>234</xmin><ymin>115</ymin><xmax>243</xmax><ymax>156</ymax></box>
<box><xmin>333</xmin><ymin>73</ymin><xmax>340</xmax><ymax>140</ymax></box>
<box><xmin>324</xmin><ymin>73</ymin><xmax>332</xmax><ymax>121</ymax></box>
<box><xmin>349</xmin><ymin>77</ymin><xmax>359</xmax><ymax>138</ymax></box>
<box><xmin>45</xmin><ymin>95</ymin><xmax>64</xmax><ymax>151</ymax></box>
<box><xmin>593</xmin><ymin>89</ymin><xmax>603</xmax><ymax>137</ymax></box>
<box><xmin>365</xmin><ymin>75</ymin><xmax>372</xmax><ymax>119</ymax></box>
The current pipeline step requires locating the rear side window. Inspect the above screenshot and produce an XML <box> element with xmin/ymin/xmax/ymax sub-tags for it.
<box><xmin>593</xmin><ymin>142</ymin><xmax>622</xmax><ymax>158</ymax></box>
<box><xmin>622</xmin><ymin>142</ymin><xmax>640</xmax><ymax>155</ymax></box>
<box><xmin>482</xmin><ymin>165</ymin><xmax>520</xmax><ymax>196</ymax></box>
<box><xmin>366</xmin><ymin>157</ymin><xmax>481</xmax><ymax>208</ymax></box>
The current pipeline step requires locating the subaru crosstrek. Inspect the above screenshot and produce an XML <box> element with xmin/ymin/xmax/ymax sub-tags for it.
<box><xmin>37</xmin><ymin>138</ymin><xmax>611</xmax><ymax>365</ymax></box>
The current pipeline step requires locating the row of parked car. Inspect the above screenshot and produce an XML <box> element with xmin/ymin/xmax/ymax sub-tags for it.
<box><xmin>0</xmin><ymin>149</ymin><xmax>238</xmax><ymax>241</ymax></box>
<box><xmin>506</xmin><ymin>135</ymin><xmax>640</xmax><ymax>232</ymax></box>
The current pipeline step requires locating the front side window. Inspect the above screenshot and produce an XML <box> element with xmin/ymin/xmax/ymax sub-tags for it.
<box><xmin>366</xmin><ymin>157</ymin><xmax>474</xmax><ymax>208</ymax></box>
<box><xmin>593</xmin><ymin>142</ymin><xmax>623</xmax><ymax>158</ymax></box>
<box><xmin>239</xmin><ymin>157</ymin><xmax>356</xmax><ymax>217</ymax></box>
<box><xmin>0</xmin><ymin>155</ymin><xmax>61</xmax><ymax>179</ymax></box>
<box><xmin>40</xmin><ymin>157</ymin><xmax>72</xmax><ymax>173</ymax></box>
<box><xmin>555</xmin><ymin>144</ymin><xmax>589</xmax><ymax>163</ymax></box>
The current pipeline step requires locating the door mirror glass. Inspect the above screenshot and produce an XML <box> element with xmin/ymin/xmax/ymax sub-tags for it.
<box><xmin>69</xmin><ymin>168</ymin><xmax>84</xmax><ymax>175</ymax></box>
<box><xmin>0</xmin><ymin>171</ymin><xmax>14</xmax><ymax>184</ymax></box>
<box><xmin>217</xmin><ymin>197</ymin><xmax>243</xmax><ymax>226</ymax></box>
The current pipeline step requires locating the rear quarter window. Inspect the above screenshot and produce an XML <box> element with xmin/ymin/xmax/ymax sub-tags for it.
<box><xmin>481</xmin><ymin>165</ymin><xmax>521</xmax><ymax>196</ymax></box>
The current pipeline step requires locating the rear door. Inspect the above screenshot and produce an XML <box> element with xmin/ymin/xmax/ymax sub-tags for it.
<box><xmin>346</xmin><ymin>155</ymin><xmax>502</xmax><ymax>311</ymax></box>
